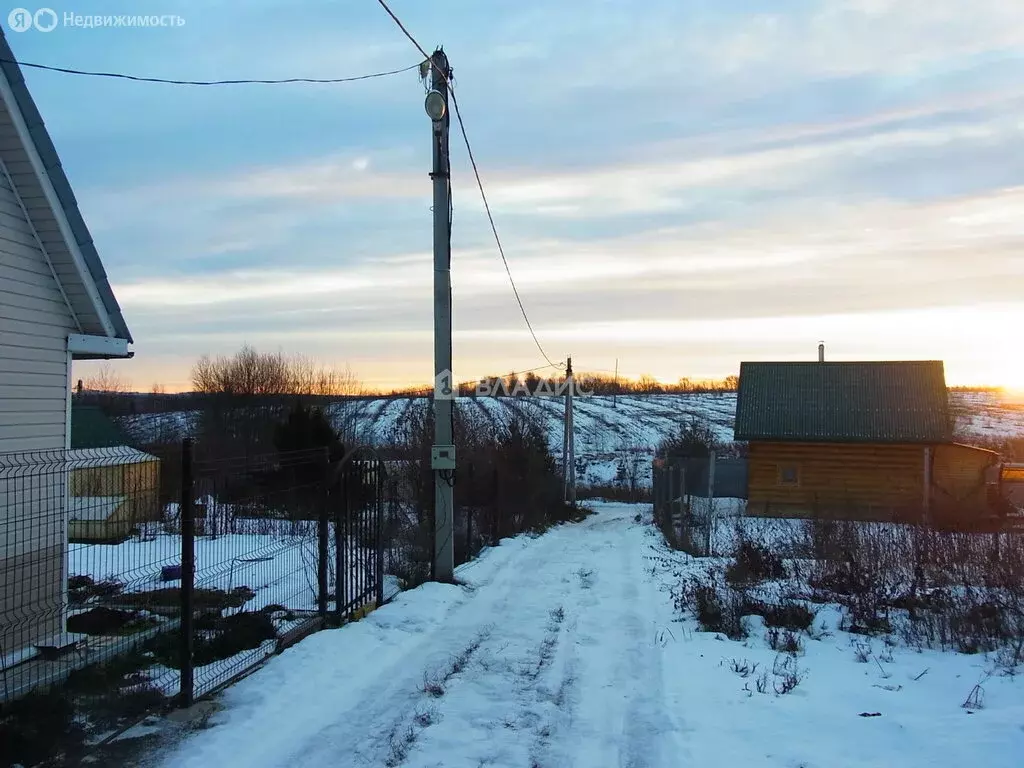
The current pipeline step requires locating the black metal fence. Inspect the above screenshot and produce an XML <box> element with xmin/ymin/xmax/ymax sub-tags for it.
<box><xmin>0</xmin><ymin>441</ymin><xmax>396</xmax><ymax>765</ymax></box>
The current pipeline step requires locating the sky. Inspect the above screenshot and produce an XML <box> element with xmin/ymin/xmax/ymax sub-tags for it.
<box><xmin>6</xmin><ymin>0</ymin><xmax>1024</xmax><ymax>391</ymax></box>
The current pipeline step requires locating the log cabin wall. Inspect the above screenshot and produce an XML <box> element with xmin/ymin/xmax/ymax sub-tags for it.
<box><xmin>747</xmin><ymin>441</ymin><xmax>926</xmax><ymax>520</ymax></box>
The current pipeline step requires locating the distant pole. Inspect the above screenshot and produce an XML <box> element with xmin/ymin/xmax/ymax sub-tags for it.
<box><xmin>427</xmin><ymin>49</ymin><xmax>455</xmax><ymax>583</ymax></box>
<box><xmin>562</xmin><ymin>366</ymin><xmax>570</xmax><ymax>498</ymax></box>
<box><xmin>563</xmin><ymin>359</ymin><xmax>570</xmax><ymax>501</ymax></box>
<box><xmin>613</xmin><ymin>358</ymin><xmax>618</xmax><ymax>408</ymax></box>
<box><xmin>565</xmin><ymin>357</ymin><xmax>576</xmax><ymax>508</ymax></box>
<box><xmin>706</xmin><ymin>450</ymin><xmax>716</xmax><ymax>556</ymax></box>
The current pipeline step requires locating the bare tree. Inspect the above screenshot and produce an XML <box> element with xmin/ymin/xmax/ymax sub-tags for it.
<box><xmin>289</xmin><ymin>354</ymin><xmax>362</xmax><ymax>396</ymax></box>
<box><xmin>635</xmin><ymin>374</ymin><xmax>664</xmax><ymax>394</ymax></box>
<box><xmin>82</xmin><ymin>361</ymin><xmax>130</xmax><ymax>393</ymax></box>
<box><xmin>615</xmin><ymin>433</ymin><xmax>646</xmax><ymax>501</ymax></box>
<box><xmin>191</xmin><ymin>346</ymin><xmax>361</xmax><ymax>396</ymax></box>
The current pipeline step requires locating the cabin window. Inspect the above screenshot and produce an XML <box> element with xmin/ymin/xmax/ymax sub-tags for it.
<box><xmin>777</xmin><ymin>464</ymin><xmax>800</xmax><ymax>487</ymax></box>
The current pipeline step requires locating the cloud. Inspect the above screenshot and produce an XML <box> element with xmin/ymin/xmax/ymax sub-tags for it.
<box><xmin>21</xmin><ymin>0</ymin><xmax>1024</xmax><ymax>387</ymax></box>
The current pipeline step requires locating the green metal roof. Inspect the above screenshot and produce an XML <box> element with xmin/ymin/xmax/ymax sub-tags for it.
<box><xmin>734</xmin><ymin>361</ymin><xmax>951</xmax><ymax>443</ymax></box>
<box><xmin>70</xmin><ymin>404</ymin><xmax>131</xmax><ymax>449</ymax></box>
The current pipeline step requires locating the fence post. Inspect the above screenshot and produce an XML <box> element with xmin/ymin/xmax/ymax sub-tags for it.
<box><xmin>179</xmin><ymin>438</ymin><xmax>195</xmax><ymax>708</ymax></box>
<box><xmin>491</xmin><ymin>465</ymin><xmax>499</xmax><ymax>545</ymax></box>
<box><xmin>334</xmin><ymin>461</ymin><xmax>347</xmax><ymax>626</ymax></box>
<box><xmin>375</xmin><ymin>463</ymin><xmax>385</xmax><ymax>608</ymax></box>
<box><xmin>656</xmin><ymin>466</ymin><xmax>664</xmax><ymax>526</ymax></box>
<box><xmin>466</xmin><ymin>463</ymin><xmax>474</xmax><ymax>560</ymax></box>
<box><xmin>318</xmin><ymin>448</ymin><xmax>330</xmax><ymax>622</ymax></box>
<box><xmin>706</xmin><ymin>451</ymin><xmax>716</xmax><ymax>556</ymax></box>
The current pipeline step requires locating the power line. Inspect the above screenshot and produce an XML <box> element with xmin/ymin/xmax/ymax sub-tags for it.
<box><xmin>371</xmin><ymin>0</ymin><xmax>562</xmax><ymax>372</ymax></box>
<box><xmin>454</xmin><ymin>363</ymin><xmax>561</xmax><ymax>389</ymax></box>
<box><xmin>449</xmin><ymin>86</ymin><xmax>563</xmax><ymax>370</ymax></box>
<box><xmin>1</xmin><ymin>57</ymin><xmax>420</xmax><ymax>85</ymax></box>
<box><xmin>393</xmin><ymin>363</ymin><xmax>563</xmax><ymax>394</ymax></box>
<box><xmin>373</xmin><ymin>0</ymin><xmax>434</xmax><ymax>64</ymax></box>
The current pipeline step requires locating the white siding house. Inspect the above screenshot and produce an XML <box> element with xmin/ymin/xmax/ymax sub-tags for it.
<box><xmin>0</xmin><ymin>28</ymin><xmax>133</xmax><ymax>663</ymax></box>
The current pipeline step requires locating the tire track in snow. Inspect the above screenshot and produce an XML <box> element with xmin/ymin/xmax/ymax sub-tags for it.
<box><xmin>282</xmin><ymin>531</ymin><xmax>586</xmax><ymax>767</ymax></box>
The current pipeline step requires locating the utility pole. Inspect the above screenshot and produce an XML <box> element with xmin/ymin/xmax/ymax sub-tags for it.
<box><xmin>426</xmin><ymin>49</ymin><xmax>455</xmax><ymax>583</ymax></box>
<box><xmin>613</xmin><ymin>358</ymin><xmax>618</xmax><ymax>408</ymax></box>
<box><xmin>564</xmin><ymin>357</ymin><xmax>576</xmax><ymax>508</ymax></box>
<box><xmin>565</xmin><ymin>366</ymin><xmax>573</xmax><ymax>493</ymax></box>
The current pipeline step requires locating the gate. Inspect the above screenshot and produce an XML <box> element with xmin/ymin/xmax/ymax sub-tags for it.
<box><xmin>327</xmin><ymin>447</ymin><xmax>385</xmax><ymax>624</ymax></box>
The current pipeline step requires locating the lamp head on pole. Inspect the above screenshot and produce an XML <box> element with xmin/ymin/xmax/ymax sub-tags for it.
<box><xmin>424</xmin><ymin>89</ymin><xmax>446</xmax><ymax>122</ymax></box>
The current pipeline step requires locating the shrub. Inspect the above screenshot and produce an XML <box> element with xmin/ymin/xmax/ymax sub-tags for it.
<box><xmin>766</xmin><ymin>628</ymin><xmax>803</xmax><ymax>654</ymax></box>
<box><xmin>765</xmin><ymin>601</ymin><xmax>816</xmax><ymax>631</ymax></box>
<box><xmin>0</xmin><ymin>691</ymin><xmax>85</xmax><ymax>767</ymax></box>
<box><xmin>726</xmin><ymin>541</ymin><xmax>785</xmax><ymax>586</ymax></box>
<box><xmin>808</xmin><ymin>561</ymin><xmax>869</xmax><ymax>597</ymax></box>
<box><xmin>689</xmin><ymin>581</ymin><xmax>747</xmax><ymax>640</ymax></box>
<box><xmin>843</xmin><ymin>601</ymin><xmax>892</xmax><ymax>636</ymax></box>
<box><xmin>658</xmin><ymin>417</ymin><xmax>717</xmax><ymax>458</ymax></box>
<box><xmin>730</xmin><ymin>658</ymin><xmax>759</xmax><ymax>677</ymax></box>
<box><xmin>149</xmin><ymin>611</ymin><xmax>277</xmax><ymax>668</ymax></box>
<box><xmin>772</xmin><ymin>654</ymin><xmax>804</xmax><ymax>694</ymax></box>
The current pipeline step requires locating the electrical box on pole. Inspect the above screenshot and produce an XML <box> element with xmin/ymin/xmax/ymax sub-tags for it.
<box><xmin>431</xmin><ymin>445</ymin><xmax>456</xmax><ymax>470</ymax></box>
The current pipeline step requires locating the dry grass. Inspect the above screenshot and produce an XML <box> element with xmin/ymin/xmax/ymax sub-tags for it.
<box><xmin>670</xmin><ymin>511</ymin><xmax>1024</xmax><ymax>667</ymax></box>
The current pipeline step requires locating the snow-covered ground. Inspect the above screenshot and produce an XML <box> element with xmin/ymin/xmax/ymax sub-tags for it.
<box><xmin>954</xmin><ymin>390</ymin><xmax>1024</xmax><ymax>439</ymax></box>
<box><xmin>157</xmin><ymin>503</ymin><xmax>1024</xmax><ymax>768</ymax></box>
<box><xmin>70</xmin><ymin>519</ymin><xmax>402</xmax><ymax>613</ymax></box>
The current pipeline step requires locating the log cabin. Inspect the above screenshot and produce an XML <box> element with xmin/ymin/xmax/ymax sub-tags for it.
<box><xmin>734</xmin><ymin>360</ymin><xmax>999</xmax><ymax>523</ymax></box>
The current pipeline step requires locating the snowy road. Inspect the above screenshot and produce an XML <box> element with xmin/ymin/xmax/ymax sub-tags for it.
<box><xmin>161</xmin><ymin>504</ymin><xmax>688</xmax><ymax>767</ymax></box>
<box><xmin>161</xmin><ymin>503</ymin><xmax>1024</xmax><ymax>768</ymax></box>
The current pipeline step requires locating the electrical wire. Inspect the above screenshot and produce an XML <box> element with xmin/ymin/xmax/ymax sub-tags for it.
<box><xmin>452</xmin><ymin>363</ymin><xmax>563</xmax><ymax>391</ymax></box>
<box><xmin>1</xmin><ymin>57</ymin><xmax>421</xmax><ymax>85</ymax></box>
<box><xmin>373</xmin><ymin>0</ymin><xmax>435</xmax><ymax>69</ymax></box>
<box><xmin>449</xmin><ymin>85</ymin><xmax>563</xmax><ymax>371</ymax></box>
<box><xmin>372</xmin><ymin>0</ymin><xmax>562</xmax><ymax>373</ymax></box>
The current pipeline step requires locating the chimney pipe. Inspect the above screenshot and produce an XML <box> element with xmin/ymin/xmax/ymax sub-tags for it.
<box><xmin>818</xmin><ymin>341</ymin><xmax>825</xmax><ymax>362</ymax></box>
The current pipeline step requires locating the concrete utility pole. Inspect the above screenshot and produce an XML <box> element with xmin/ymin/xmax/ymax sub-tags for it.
<box><xmin>613</xmin><ymin>358</ymin><xmax>618</xmax><ymax>408</ymax></box>
<box><xmin>426</xmin><ymin>49</ymin><xmax>455</xmax><ymax>583</ymax></box>
<box><xmin>564</xmin><ymin>357</ymin><xmax>576</xmax><ymax>508</ymax></box>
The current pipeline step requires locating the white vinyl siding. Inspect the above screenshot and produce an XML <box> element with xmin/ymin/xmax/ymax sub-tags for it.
<box><xmin>0</xmin><ymin>167</ymin><xmax>71</xmax><ymax>656</ymax></box>
<box><xmin>0</xmin><ymin>105</ymin><xmax>110</xmax><ymax>339</ymax></box>
<box><xmin>0</xmin><ymin>168</ymin><xmax>73</xmax><ymax>453</ymax></box>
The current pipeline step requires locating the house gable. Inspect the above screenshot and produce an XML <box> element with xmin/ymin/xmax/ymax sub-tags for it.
<box><xmin>0</xmin><ymin>29</ymin><xmax>132</xmax><ymax>351</ymax></box>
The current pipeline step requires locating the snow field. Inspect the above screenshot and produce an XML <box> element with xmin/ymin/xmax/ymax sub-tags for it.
<box><xmin>120</xmin><ymin>391</ymin><xmax>1024</xmax><ymax>494</ymax></box>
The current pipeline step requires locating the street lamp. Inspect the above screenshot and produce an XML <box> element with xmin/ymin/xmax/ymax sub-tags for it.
<box><xmin>424</xmin><ymin>89</ymin><xmax>446</xmax><ymax>122</ymax></box>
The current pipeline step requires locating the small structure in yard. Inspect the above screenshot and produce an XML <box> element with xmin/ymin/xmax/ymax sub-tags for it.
<box><xmin>68</xmin><ymin>406</ymin><xmax>160</xmax><ymax>542</ymax></box>
<box><xmin>734</xmin><ymin>359</ymin><xmax>1000</xmax><ymax>524</ymax></box>
<box><xmin>67</xmin><ymin>447</ymin><xmax>160</xmax><ymax>542</ymax></box>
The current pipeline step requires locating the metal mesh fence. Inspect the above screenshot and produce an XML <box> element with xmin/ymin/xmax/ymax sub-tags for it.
<box><xmin>1</xmin><ymin>446</ymin><xmax>180</xmax><ymax>749</ymax></box>
<box><xmin>0</xmin><ymin>441</ymin><xmax>400</xmax><ymax>763</ymax></box>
